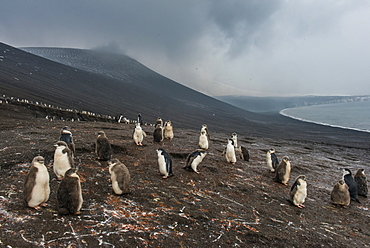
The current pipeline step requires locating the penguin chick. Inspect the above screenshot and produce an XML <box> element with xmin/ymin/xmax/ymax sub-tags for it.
<box><xmin>53</xmin><ymin>141</ymin><xmax>74</xmax><ymax>180</ymax></box>
<box><xmin>225</xmin><ymin>139</ymin><xmax>236</xmax><ymax>164</ymax></box>
<box><xmin>164</xmin><ymin>120</ymin><xmax>174</xmax><ymax>140</ymax></box>
<box><xmin>96</xmin><ymin>131</ymin><xmax>111</xmax><ymax>161</ymax></box>
<box><xmin>57</xmin><ymin>168</ymin><xmax>83</xmax><ymax>215</ymax></box>
<box><xmin>275</xmin><ymin>156</ymin><xmax>291</xmax><ymax>185</ymax></box>
<box><xmin>153</xmin><ymin>124</ymin><xmax>164</xmax><ymax>143</ymax></box>
<box><xmin>354</xmin><ymin>168</ymin><xmax>368</xmax><ymax>197</ymax></box>
<box><xmin>331</xmin><ymin>179</ymin><xmax>350</xmax><ymax>207</ymax></box>
<box><xmin>266</xmin><ymin>148</ymin><xmax>279</xmax><ymax>172</ymax></box>
<box><xmin>290</xmin><ymin>175</ymin><xmax>307</xmax><ymax>208</ymax></box>
<box><xmin>198</xmin><ymin>131</ymin><xmax>209</xmax><ymax>150</ymax></box>
<box><xmin>342</xmin><ymin>168</ymin><xmax>360</xmax><ymax>203</ymax></box>
<box><xmin>156</xmin><ymin>148</ymin><xmax>173</xmax><ymax>178</ymax></box>
<box><xmin>183</xmin><ymin>149</ymin><xmax>207</xmax><ymax>174</ymax></box>
<box><xmin>155</xmin><ymin>117</ymin><xmax>163</xmax><ymax>127</ymax></box>
<box><xmin>24</xmin><ymin>156</ymin><xmax>50</xmax><ymax>209</ymax></box>
<box><xmin>108</xmin><ymin>158</ymin><xmax>131</xmax><ymax>195</ymax></box>
<box><xmin>231</xmin><ymin>132</ymin><xmax>238</xmax><ymax>148</ymax></box>
<box><xmin>133</xmin><ymin>123</ymin><xmax>146</xmax><ymax>146</ymax></box>
<box><xmin>235</xmin><ymin>146</ymin><xmax>249</xmax><ymax>161</ymax></box>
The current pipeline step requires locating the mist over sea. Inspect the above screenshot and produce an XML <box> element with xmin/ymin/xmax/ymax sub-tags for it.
<box><xmin>280</xmin><ymin>101</ymin><xmax>370</xmax><ymax>133</ymax></box>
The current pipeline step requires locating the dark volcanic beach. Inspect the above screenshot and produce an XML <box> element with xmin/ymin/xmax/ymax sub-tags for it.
<box><xmin>1</xmin><ymin>100</ymin><xmax>369</xmax><ymax>247</ymax></box>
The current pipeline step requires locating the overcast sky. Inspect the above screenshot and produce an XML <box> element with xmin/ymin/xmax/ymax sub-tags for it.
<box><xmin>1</xmin><ymin>0</ymin><xmax>370</xmax><ymax>97</ymax></box>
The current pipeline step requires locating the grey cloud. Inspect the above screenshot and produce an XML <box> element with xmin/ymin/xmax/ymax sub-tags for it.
<box><xmin>1</xmin><ymin>0</ymin><xmax>370</xmax><ymax>96</ymax></box>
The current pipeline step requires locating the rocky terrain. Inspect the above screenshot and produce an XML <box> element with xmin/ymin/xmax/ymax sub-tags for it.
<box><xmin>1</xmin><ymin>101</ymin><xmax>370</xmax><ymax>248</ymax></box>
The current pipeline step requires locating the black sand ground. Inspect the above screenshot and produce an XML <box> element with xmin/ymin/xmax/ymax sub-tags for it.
<box><xmin>1</xmin><ymin>101</ymin><xmax>370</xmax><ymax>248</ymax></box>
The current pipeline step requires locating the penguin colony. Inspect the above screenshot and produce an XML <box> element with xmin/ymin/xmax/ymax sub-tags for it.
<box><xmin>23</xmin><ymin>117</ymin><xmax>369</xmax><ymax>216</ymax></box>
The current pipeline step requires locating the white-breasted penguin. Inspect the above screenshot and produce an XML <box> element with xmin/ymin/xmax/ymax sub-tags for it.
<box><xmin>198</xmin><ymin>131</ymin><xmax>209</xmax><ymax>150</ymax></box>
<box><xmin>290</xmin><ymin>175</ymin><xmax>307</xmax><ymax>208</ymax></box>
<box><xmin>24</xmin><ymin>156</ymin><xmax>50</xmax><ymax>209</ymax></box>
<box><xmin>266</xmin><ymin>148</ymin><xmax>279</xmax><ymax>172</ymax></box>
<box><xmin>57</xmin><ymin>167</ymin><xmax>83</xmax><ymax>215</ymax></box>
<box><xmin>108</xmin><ymin>158</ymin><xmax>131</xmax><ymax>195</ymax></box>
<box><xmin>53</xmin><ymin>141</ymin><xmax>74</xmax><ymax>180</ymax></box>
<box><xmin>133</xmin><ymin>123</ymin><xmax>146</xmax><ymax>146</ymax></box>
<box><xmin>354</xmin><ymin>168</ymin><xmax>368</xmax><ymax>198</ymax></box>
<box><xmin>59</xmin><ymin>126</ymin><xmax>75</xmax><ymax>157</ymax></box>
<box><xmin>225</xmin><ymin>139</ymin><xmax>236</xmax><ymax>164</ymax></box>
<box><xmin>201</xmin><ymin>124</ymin><xmax>210</xmax><ymax>139</ymax></box>
<box><xmin>342</xmin><ymin>168</ymin><xmax>360</xmax><ymax>203</ymax></box>
<box><xmin>331</xmin><ymin>179</ymin><xmax>350</xmax><ymax>207</ymax></box>
<box><xmin>153</xmin><ymin>124</ymin><xmax>164</xmax><ymax>143</ymax></box>
<box><xmin>183</xmin><ymin>149</ymin><xmax>207</xmax><ymax>174</ymax></box>
<box><xmin>156</xmin><ymin>148</ymin><xmax>173</xmax><ymax>178</ymax></box>
<box><xmin>96</xmin><ymin>131</ymin><xmax>112</xmax><ymax>161</ymax></box>
<box><xmin>231</xmin><ymin>132</ymin><xmax>238</xmax><ymax>148</ymax></box>
<box><xmin>275</xmin><ymin>156</ymin><xmax>291</xmax><ymax>185</ymax></box>
<box><xmin>164</xmin><ymin>120</ymin><xmax>174</xmax><ymax>140</ymax></box>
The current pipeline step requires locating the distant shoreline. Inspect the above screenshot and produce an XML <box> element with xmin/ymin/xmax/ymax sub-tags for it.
<box><xmin>280</xmin><ymin>105</ymin><xmax>370</xmax><ymax>134</ymax></box>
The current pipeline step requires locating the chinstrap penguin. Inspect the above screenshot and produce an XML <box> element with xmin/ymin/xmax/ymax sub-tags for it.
<box><xmin>331</xmin><ymin>179</ymin><xmax>351</xmax><ymax>207</ymax></box>
<box><xmin>137</xmin><ymin>113</ymin><xmax>143</xmax><ymax>126</ymax></box>
<box><xmin>53</xmin><ymin>141</ymin><xmax>74</xmax><ymax>180</ymax></box>
<box><xmin>108</xmin><ymin>158</ymin><xmax>131</xmax><ymax>195</ymax></box>
<box><xmin>198</xmin><ymin>131</ymin><xmax>209</xmax><ymax>150</ymax></box>
<box><xmin>290</xmin><ymin>175</ymin><xmax>307</xmax><ymax>208</ymax></box>
<box><xmin>183</xmin><ymin>149</ymin><xmax>207</xmax><ymax>174</ymax></box>
<box><xmin>24</xmin><ymin>156</ymin><xmax>50</xmax><ymax>209</ymax></box>
<box><xmin>133</xmin><ymin>123</ymin><xmax>146</xmax><ymax>146</ymax></box>
<box><xmin>201</xmin><ymin>124</ymin><xmax>210</xmax><ymax>139</ymax></box>
<box><xmin>96</xmin><ymin>131</ymin><xmax>112</xmax><ymax>161</ymax></box>
<box><xmin>354</xmin><ymin>168</ymin><xmax>368</xmax><ymax>197</ymax></box>
<box><xmin>342</xmin><ymin>168</ymin><xmax>360</xmax><ymax>203</ymax></box>
<box><xmin>266</xmin><ymin>148</ymin><xmax>279</xmax><ymax>172</ymax></box>
<box><xmin>231</xmin><ymin>133</ymin><xmax>238</xmax><ymax>148</ymax></box>
<box><xmin>275</xmin><ymin>156</ymin><xmax>291</xmax><ymax>185</ymax></box>
<box><xmin>164</xmin><ymin>120</ymin><xmax>174</xmax><ymax>140</ymax></box>
<box><xmin>156</xmin><ymin>148</ymin><xmax>173</xmax><ymax>178</ymax></box>
<box><xmin>225</xmin><ymin>139</ymin><xmax>236</xmax><ymax>164</ymax></box>
<box><xmin>57</xmin><ymin>167</ymin><xmax>83</xmax><ymax>215</ymax></box>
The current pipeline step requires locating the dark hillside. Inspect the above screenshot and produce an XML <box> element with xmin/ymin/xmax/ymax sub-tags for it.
<box><xmin>2</xmin><ymin>42</ymin><xmax>370</xmax><ymax>148</ymax></box>
<box><xmin>1</xmin><ymin>43</ymin><xmax>263</xmax><ymax>133</ymax></box>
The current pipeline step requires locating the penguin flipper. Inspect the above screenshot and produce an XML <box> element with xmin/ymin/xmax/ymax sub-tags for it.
<box><xmin>24</xmin><ymin>166</ymin><xmax>38</xmax><ymax>205</ymax></box>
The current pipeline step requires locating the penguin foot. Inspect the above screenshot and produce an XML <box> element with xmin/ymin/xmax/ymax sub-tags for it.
<box><xmin>40</xmin><ymin>203</ymin><xmax>48</xmax><ymax>207</ymax></box>
<box><xmin>162</xmin><ymin>175</ymin><xmax>168</xmax><ymax>179</ymax></box>
<box><xmin>33</xmin><ymin>206</ymin><xmax>41</xmax><ymax>210</ymax></box>
<box><xmin>298</xmin><ymin>204</ymin><xmax>305</xmax><ymax>208</ymax></box>
<box><xmin>194</xmin><ymin>171</ymin><xmax>200</xmax><ymax>174</ymax></box>
<box><xmin>353</xmin><ymin>198</ymin><xmax>361</xmax><ymax>203</ymax></box>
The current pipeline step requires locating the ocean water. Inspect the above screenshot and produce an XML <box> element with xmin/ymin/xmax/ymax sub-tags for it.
<box><xmin>280</xmin><ymin>101</ymin><xmax>370</xmax><ymax>133</ymax></box>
